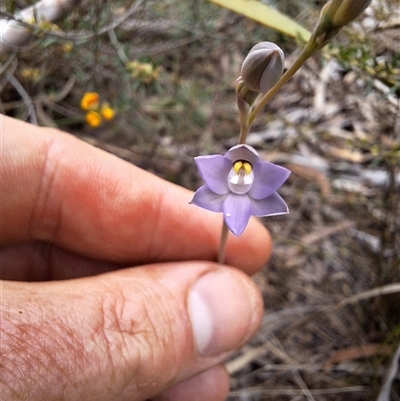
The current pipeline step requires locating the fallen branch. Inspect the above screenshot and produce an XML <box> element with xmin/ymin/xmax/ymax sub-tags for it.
<box><xmin>0</xmin><ymin>0</ymin><xmax>78</xmax><ymax>49</ymax></box>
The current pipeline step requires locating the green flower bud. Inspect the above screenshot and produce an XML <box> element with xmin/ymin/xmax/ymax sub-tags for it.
<box><xmin>241</xmin><ymin>42</ymin><xmax>284</xmax><ymax>94</ymax></box>
<box><xmin>324</xmin><ymin>0</ymin><xmax>371</xmax><ymax>27</ymax></box>
<box><xmin>311</xmin><ymin>0</ymin><xmax>371</xmax><ymax>48</ymax></box>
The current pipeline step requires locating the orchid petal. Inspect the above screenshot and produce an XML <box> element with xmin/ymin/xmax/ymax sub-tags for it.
<box><xmin>223</xmin><ymin>193</ymin><xmax>253</xmax><ymax>236</ymax></box>
<box><xmin>249</xmin><ymin>192</ymin><xmax>289</xmax><ymax>216</ymax></box>
<box><xmin>224</xmin><ymin>144</ymin><xmax>259</xmax><ymax>166</ymax></box>
<box><xmin>195</xmin><ymin>155</ymin><xmax>231</xmax><ymax>194</ymax></box>
<box><xmin>249</xmin><ymin>162</ymin><xmax>291</xmax><ymax>199</ymax></box>
<box><xmin>190</xmin><ymin>185</ymin><xmax>226</xmax><ymax>212</ymax></box>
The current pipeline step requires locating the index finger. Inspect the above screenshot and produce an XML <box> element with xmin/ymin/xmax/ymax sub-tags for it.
<box><xmin>1</xmin><ymin>115</ymin><xmax>271</xmax><ymax>273</ymax></box>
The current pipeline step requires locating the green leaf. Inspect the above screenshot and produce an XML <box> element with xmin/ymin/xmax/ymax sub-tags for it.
<box><xmin>207</xmin><ymin>0</ymin><xmax>311</xmax><ymax>42</ymax></box>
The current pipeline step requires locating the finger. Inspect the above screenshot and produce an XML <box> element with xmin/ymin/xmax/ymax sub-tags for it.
<box><xmin>0</xmin><ymin>242</ymin><xmax>123</xmax><ymax>281</ymax></box>
<box><xmin>151</xmin><ymin>364</ymin><xmax>230</xmax><ymax>401</ymax></box>
<box><xmin>1</xmin><ymin>262</ymin><xmax>263</xmax><ymax>401</ymax></box>
<box><xmin>1</xmin><ymin>115</ymin><xmax>271</xmax><ymax>273</ymax></box>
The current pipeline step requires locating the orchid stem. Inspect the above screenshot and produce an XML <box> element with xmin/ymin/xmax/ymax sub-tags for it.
<box><xmin>236</xmin><ymin>84</ymin><xmax>252</xmax><ymax>145</ymax></box>
<box><xmin>238</xmin><ymin>114</ymin><xmax>250</xmax><ymax>145</ymax></box>
<box><xmin>217</xmin><ymin>220</ymin><xmax>229</xmax><ymax>264</ymax></box>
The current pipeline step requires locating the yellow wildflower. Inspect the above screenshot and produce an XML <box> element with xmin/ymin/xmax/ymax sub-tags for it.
<box><xmin>101</xmin><ymin>105</ymin><xmax>115</xmax><ymax>121</ymax></box>
<box><xmin>21</xmin><ymin>68</ymin><xmax>41</xmax><ymax>82</ymax></box>
<box><xmin>85</xmin><ymin>111</ymin><xmax>102</xmax><ymax>128</ymax></box>
<box><xmin>62</xmin><ymin>42</ymin><xmax>73</xmax><ymax>53</ymax></box>
<box><xmin>126</xmin><ymin>60</ymin><xmax>161</xmax><ymax>83</ymax></box>
<box><xmin>80</xmin><ymin>92</ymin><xmax>100</xmax><ymax>111</ymax></box>
<box><xmin>38</xmin><ymin>21</ymin><xmax>60</xmax><ymax>32</ymax></box>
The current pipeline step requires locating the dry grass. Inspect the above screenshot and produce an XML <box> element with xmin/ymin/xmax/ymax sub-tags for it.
<box><xmin>1</xmin><ymin>0</ymin><xmax>399</xmax><ymax>400</ymax></box>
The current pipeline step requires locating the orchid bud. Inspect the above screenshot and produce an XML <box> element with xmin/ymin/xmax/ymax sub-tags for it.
<box><xmin>311</xmin><ymin>0</ymin><xmax>371</xmax><ymax>48</ymax></box>
<box><xmin>241</xmin><ymin>42</ymin><xmax>284</xmax><ymax>94</ymax></box>
<box><xmin>323</xmin><ymin>0</ymin><xmax>371</xmax><ymax>27</ymax></box>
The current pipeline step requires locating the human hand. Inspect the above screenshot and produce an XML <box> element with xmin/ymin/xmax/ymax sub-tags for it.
<box><xmin>1</xmin><ymin>115</ymin><xmax>271</xmax><ymax>401</ymax></box>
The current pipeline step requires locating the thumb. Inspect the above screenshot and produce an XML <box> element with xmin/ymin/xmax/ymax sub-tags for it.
<box><xmin>2</xmin><ymin>262</ymin><xmax>263</xmax><ymax>401</ymax></box>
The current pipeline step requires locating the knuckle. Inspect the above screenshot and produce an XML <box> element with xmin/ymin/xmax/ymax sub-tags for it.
<box><xmin>29</xmin><ymin>135</ymin><xmax>64</xmax><ymax>242</ymax></box>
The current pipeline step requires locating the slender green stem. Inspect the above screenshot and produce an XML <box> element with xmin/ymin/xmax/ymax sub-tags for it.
<box><xmin>238</xmin><ymin>112</ymin><xmax>250</xmax><ymax>145</ymax></box>
<box><xmin>248</xmin><ymin>43</ymin><xmax>318</xmax><ymax>126</ymax></box>
<box><xmin>236</xmin><ymin>84</ymin><xmax>252</xmax><ymax>145</ymax></box>
<box><xmin>217</xmin><ymin>220</ymin><xmax>229</xmax><ymax>264</ymax></box>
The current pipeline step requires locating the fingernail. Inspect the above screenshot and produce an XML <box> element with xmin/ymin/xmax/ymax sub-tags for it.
<box><xmin>188</xmin><ymin>268</ymin><xmax>263</xmax><ymax>357</ymax></box>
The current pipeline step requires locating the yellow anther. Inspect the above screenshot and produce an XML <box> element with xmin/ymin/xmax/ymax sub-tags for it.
<box><xmin>243</xmin><ymin>162</ymin><xmax>252</xmax><ymax>175</ymax></box>
<box><xmin>233</xmin><ymin>161</ymin><xmax>243</xmax><ymax>174</ymax></box>
<box><xmin>233</xmin><ymin>160</ymin><xmax>252</xmax><ymax>175</ymax></box>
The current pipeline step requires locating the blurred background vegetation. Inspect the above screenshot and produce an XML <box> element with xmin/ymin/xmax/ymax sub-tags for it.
<box><xmin>1</xmin><ymin>0</ymin><xmax>399</xmax><ymax>399</ymax></box>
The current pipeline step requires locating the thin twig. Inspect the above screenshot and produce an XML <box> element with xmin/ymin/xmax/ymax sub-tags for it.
<box><xmin>108</xmin><ymin>29</ymin><xmax>130</xmax><ymax>64</ymax></box>
<box><xmin>7</xmin><ymin>73</ymin><xmax>37</xmax><ymax>125</ymax></box>
<box><xmin>282</xmin><ymin>283</ymin><xmax>400</xmax><ymax>336</ymax></box>
<box><xmin>377</xmin><ymin>344</ymin><xmax>400</xmax><ymax>401</ymax></box>
<box><xmin>229</xmin><ymin>386</ymin><xmax>367</xmax><ymax>397</ymax></box>
<box><xmin>0</xmin><ymin>55</ymin><xmax>17</xmax><ymax>93</ymax></box>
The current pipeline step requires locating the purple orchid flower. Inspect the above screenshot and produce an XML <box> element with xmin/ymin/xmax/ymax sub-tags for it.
<box><xmin>190</xmin><ymin>144</ymin><xmax>291</xmax><ymax>236</ymax></box>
